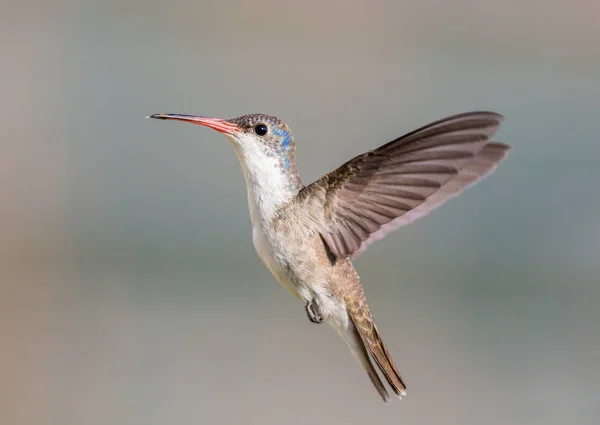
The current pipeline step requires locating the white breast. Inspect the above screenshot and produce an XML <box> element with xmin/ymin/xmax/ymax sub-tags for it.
<box><xmin>230</xmin><ymin>136</ymin><xmax>298</xmax><ymax>294</ymax></box>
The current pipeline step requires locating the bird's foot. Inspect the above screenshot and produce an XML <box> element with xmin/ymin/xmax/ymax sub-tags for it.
<box><xmin>305</xmin><ymin>299</ymin><xmax>325</xmax><ymax>324</ymax></box>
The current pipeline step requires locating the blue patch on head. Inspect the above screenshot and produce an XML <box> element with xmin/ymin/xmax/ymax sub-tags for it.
<box><xmin>272</xmin><ymin>126</ymin><xmax>292</xmax><ymax>150</ymax></box>
<box><xmin>280</xmin><ymin>134</ymin><xmax>291</xmax><ymax>148</ymax></box>
<box><xmin>271</xmin><ymin>126</ymin><xmax>293</xmax><ymax>169</ymax></box>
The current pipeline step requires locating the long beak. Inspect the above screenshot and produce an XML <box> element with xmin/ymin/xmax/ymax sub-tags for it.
<box><xmin>148</xmin><ymin>113</ymin><xmax>239</xmax><ymax>134</ymax></box>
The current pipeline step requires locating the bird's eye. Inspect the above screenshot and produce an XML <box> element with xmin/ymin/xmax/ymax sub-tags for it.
<box><xmin>254</xmin><ymin>123</ymin><xmax>268</xmax><ymax>136</ymax></box>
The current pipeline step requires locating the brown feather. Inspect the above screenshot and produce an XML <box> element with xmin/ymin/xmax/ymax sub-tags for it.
<box><xmin>337</xmin><ymin>319</ymin><xmax>391</xmax><ymax>403</ymax></box>
<box><xmin>343</xmin><ymin>277</ymin><xmax>407</xmax><ymax>398</ymax></box>
<box><xmin>297</xmin><ymin>111</ymin><xmax>509</xmax><ymax>259</ymax></box>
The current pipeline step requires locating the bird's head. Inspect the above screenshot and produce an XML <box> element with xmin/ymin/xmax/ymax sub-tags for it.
<box><xmin>149</xmin><ymin>112</ymin><xmax>297</xmax><ymax>172</ymax></box>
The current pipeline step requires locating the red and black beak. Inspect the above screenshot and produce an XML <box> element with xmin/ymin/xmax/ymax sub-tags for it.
<box><xmin>148</xmin><ymin>113</ymin><xmax>239</xmax><ymax>134</ymax></box>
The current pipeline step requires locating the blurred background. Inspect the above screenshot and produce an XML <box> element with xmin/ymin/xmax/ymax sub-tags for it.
<box><xmin>2</xmin><ymin>1</ymin><xmax>599</xmax><ymax>424</ymax></box>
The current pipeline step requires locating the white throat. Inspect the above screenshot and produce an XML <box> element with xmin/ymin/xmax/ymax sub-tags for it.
<box><xmin>230</xmin><ymin>138</ymin><xmax>296</xmax><ymax>226</ymax></box>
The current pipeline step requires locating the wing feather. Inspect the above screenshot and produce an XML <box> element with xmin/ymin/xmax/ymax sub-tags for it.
<box><xmin>295</xmin><ymin>112</ymin><xmax>510</xmax><ymax>259</ymax></box>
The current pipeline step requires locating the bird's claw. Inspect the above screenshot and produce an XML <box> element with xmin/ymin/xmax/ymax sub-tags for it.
<box><xmin>306</xmin><ymin>299</ymin><xmax>325</xmax><ymax>324</ymax></box>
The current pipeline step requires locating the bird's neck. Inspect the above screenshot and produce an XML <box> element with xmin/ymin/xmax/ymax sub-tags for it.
<box><xmin>233</xmin><ymin>143</ymin><xmax>303</xmax><ymax>226</ymax></box>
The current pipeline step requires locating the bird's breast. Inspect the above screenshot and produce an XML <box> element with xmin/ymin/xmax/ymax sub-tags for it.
<box><xmin>251</xmin><ymin>225</ymin><xmax>300</xmax><ymax>295</ymax></box>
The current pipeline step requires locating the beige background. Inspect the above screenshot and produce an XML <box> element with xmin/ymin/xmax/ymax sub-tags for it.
<box><xmin>1</xmin><ymin>1</ymin><xmax>599</xmax><ymax>424</ymax></box>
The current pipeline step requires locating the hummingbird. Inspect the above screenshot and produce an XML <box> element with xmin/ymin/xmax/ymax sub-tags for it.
<box><xmin>149</xmin><ymin>110</ymin><xmax>510</xmax><ymax>402</ymax></box>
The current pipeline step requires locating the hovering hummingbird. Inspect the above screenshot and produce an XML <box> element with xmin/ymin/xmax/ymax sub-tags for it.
<box><xmin>149</xmin><ymin>111</ymin><xmax>510</xmax><ymax>402</ymax></box>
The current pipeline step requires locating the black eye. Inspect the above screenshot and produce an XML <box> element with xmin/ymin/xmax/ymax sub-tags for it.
<box><xmin>254</xmin><ymin>123</ymin><xmax>268</xmax><ymax>136</ymax></box>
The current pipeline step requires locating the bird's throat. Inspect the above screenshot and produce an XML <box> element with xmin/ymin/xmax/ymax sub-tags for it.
<box><xmin>233</xmin><ymin>143</ymin><xmax>303</xmax><ymax>225</ymax></box>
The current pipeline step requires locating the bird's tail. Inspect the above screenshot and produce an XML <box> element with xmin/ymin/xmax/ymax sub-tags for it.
<box><xmin>335</xmin><ymin>319</ymin><xmax>391</xmax><ymax>402</ymax></box>
<box><xmin>360</xmin><ymin>319</ymin><xmax>407</xmax><ymax>399</ymax></box>
<box><xmin>341</xmin><ymin>292</ymin><xmax>407</xmax><ymax>401</ymax></box>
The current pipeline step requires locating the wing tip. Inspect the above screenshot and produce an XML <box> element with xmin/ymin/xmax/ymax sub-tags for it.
<box><xmin>439</xmin><ymin>110</ymin><xmax>504</xmax><ymax>125</ymax></box>
<box><xmin>487</xmin><ymin>141</ymin><xmax>512</xmax><ymax>151</ymax></box>
<box><xmin>483</xmin><ymin>142</ymin><xmax>513</xmax><ymax>161</ymax></box>
<box><xmin>471</xmin><ymin>110</ymin><xmax>504</xmax><ymax>121</ymax></box>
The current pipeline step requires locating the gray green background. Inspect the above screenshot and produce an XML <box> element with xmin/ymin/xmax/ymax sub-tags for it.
<box><xmin>2</xmin><ymin>1</ymin><xmax>599</xmax><ymax>424</ymax></box>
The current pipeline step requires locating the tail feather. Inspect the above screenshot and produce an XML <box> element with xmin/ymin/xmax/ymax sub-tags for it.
<box><xmin>365</xmin><ymin>321</ymin><xmax>407</xmax><ymax>397</ymax></box>
<box><xmin>336</xmin><ymin>320</ymin><xmax>391</xmax><ymax>403</ymax></box>
<box><xmin>348</xmin><ymin>313</ymin><xmax>407</xmax><ymax>399</ymax></box>
<box><xmin>334</xmin><ymin>263</ymin><xmax>407</xmax><ymax>401</ymax></box>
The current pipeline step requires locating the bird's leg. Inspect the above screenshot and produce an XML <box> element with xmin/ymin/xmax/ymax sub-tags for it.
<box><xmin>305</xmin><ymin>297</ymin><xmax>325</xmax><ymax>324</ymax></box>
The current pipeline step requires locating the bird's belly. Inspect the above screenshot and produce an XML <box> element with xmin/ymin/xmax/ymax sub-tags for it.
<box><xmin>252</xmin><ymin>228</ymin><xmax>304</xmax><ymax>299</ymax></box>
<box><xmin>251</xmin><ymin>226</ymin><xmax>348</xmax><ymax>325</ymax></box>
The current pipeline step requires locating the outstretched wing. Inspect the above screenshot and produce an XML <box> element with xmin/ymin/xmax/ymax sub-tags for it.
<box><xmin>296</xmin><ymin>111</ymin><xmax>510</xmax><ymax>260</ymax></box>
